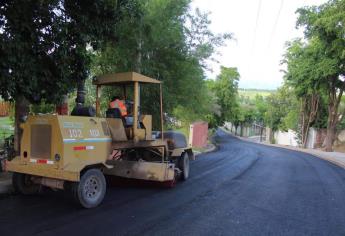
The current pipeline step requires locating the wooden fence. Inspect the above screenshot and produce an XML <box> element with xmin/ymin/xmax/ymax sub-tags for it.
<box><xmin>0</xmin><ymin>102</ymin><xmax>12</xmax><ymax>117</ymax></box>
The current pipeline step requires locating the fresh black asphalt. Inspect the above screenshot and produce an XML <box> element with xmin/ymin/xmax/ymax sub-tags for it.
<box><xmin>1</xmin><ymin>129</ymin><xmax>345</xmax><ymax>235</ymax></box>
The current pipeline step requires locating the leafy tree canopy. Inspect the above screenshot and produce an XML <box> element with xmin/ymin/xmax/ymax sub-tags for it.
<box><xmin>0</xmin><ymin>0</ymin><xmax>137</xmax><ymax>103</ymax></box>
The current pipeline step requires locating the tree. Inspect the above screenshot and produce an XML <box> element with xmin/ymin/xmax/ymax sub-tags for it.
<box><xmin>253</xmin><ymin>95</ymin><xmax>268</xmax><ymax>124</ymax></box>
<box><xmin>265</xmin><ymin>86</ymin><xmax>297</xmax><ymax>143</ymax></box>
<box><xmin>0</xmin><ymin>0</ymin><xmax>137</xmax><ymax>153</ymax></box>
<box><xmin>92</xmin><ymin>0</ymin><xmax>231</xmax><ymax>128</ymax></box>
<box><xmin>296</xmin><ymin>0</ymin><xmax>345</xmax><ymax>151</ymax></box>
<box><xmin>212</xmin><ymin>66</ymin><xmax>240</xmax><ymax>125</ymax></box>
<box><xmin>239</xmin><ymin>104</ymin><xmax>256</xmax><ymax>136</ymax></box>
<box><xmin>283</xmin><ymin>39</ymin><xmax>325</xmax><ymax>147</ymax></box>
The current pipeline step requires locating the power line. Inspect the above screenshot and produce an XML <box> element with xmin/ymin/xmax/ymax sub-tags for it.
<box><xmin>247</xmin><ymin>0</ymin><xmax>262</xmax><ymax>81</ymax></box>
<box><xmin>268</xmin><ymin>0</ymin><xmax>284</xmax><ymax>48</ymax></box>
<box><xmin>251</xmin><ymin>0</ymin><xmax>262</xmax><ymax>56</ymax></box>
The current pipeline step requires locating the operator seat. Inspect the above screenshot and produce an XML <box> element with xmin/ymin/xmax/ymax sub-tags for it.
<box><xmin>106</xmin><ymin>108</ymin><xmax>145</xmax><ymax>140</ymax></box>
<box><xmin>106</xmin><ymin>108</ymin><xmax>122</xmax><ymax>119</ymax></box>
<box><xmin>106</xmin><ymin>108</ymin><xmax>134</xmax><ymax>127</ymax></box>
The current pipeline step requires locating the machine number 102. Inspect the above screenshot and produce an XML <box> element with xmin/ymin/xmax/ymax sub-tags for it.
<box><xmin>68</xmin><ymin>129</ymin><xmax>82</xmax><ymax>138</ymax></box>
<box><xmin>89</xmin><ymin>129</ymin><xmax>100</xmax><ymax>137</ymax></box>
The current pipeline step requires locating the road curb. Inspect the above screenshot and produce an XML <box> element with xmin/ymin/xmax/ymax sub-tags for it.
<box><xmin>219</xmin><ymin>127</ymin><xmax>345</xmax><ymax>169</ymax></box>
<box><xmin>193</xmin><ymin>131</ymin><xmax>219</xmax><ymax>157</ymax></box>
<box><xmin>194</xmin><ymin>143</ymin><xmax>218</xmax><ymax>157</ymax></box>
<box><xmin>261</xmin><ymin>143</ymin><xmax>345</xmax><ymax>169</ymax></box>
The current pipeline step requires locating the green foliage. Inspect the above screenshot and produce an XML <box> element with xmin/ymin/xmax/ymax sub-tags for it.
<box><xmin>238</xmin><ymin>89</ymin><xmax>274</xmax><ymax>100</ymax></box>
<box><xmin>0</xmin><ymin>0</ymin><xmax>136</xmax><ymax>104</ymax></box>
<box><xmin>0</xmin><ymin>117</ymin><xmax>14</xmax><ymax>144</ymax></box>
<box><xmin>212</xmin><ymin>66</ymin><xmax>239</xmax><ymax>123</ymax></box>
<box><xmin>297</xmin><ymin>0</ymin><xmax>345</xmax><ymax>70</ymax></box>
<box><xmin>0</xmin><ymin>0</ymin><xmax>230</xmax><ymax>134</ymax></box>
<box><xmin>265</xmin><ymin>86</ymin><xmax>298</xmax><ymax>132</ymax></box>
<box><xmin>30</xmin><ymin>100</ymin><xmax>55</xmax><ymax>114</ymax></box>
<box><xmin>208</xmin><ymin>67</ymin><xmax>271</xmax><ymax>130</ymax></box>
<box><xmin>91</xmin><ymin>0</ymin><xmax>230</xmax><ymax>128</ymax></box>
<box><xmin>253</xmin><ymin>95</ymin><xmax>268</xmax><ymax>123</ymax></box>
<box><xmin>229</xmin><ymin>90</ymin><xmax>269</xmax><ymax>132</ymax></box>
<box><xmin>313</xmin><ymin>95</ymin><xmax>328</xmax><ymax>129</ymax></box>
<box><xmin>283</xmin><ymin>38</ymin><xmax>337</xmax><ymax>97</ymax></box>
<box><xmin>283</xmin><ymin>0</ymin><xmax>345</xmax><ymax>149</ymax></box>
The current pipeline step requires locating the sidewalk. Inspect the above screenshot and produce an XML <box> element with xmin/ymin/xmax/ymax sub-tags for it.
<box><xmin>263</xmin><ymin>143</ymin><xmax>345</xmax><ymax>169</ymax></box>
<box><xmin>220</xmin><ymin>127</ymin><xmax>345</xmax><ymax>169</ymax></box>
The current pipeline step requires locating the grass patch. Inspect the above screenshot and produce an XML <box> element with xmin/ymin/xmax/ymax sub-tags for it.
<box><xmin>238</xmin><ymin>88</ymin><xmax>274</xmax><ymax>100</ymax></box>
<box><xmin>193</xmin><ymin>146</ymin><xmax>208</xmax><ymax>153</ymax></box>
<box><xmin>0</xmin><ymin>117</ymin><xmax>14</xmax><ymax>144</ymax></box>
<box><xmin>0</xmin><ymin>116</ymin><xmax>13</xmax><ymax>126</ymax></box>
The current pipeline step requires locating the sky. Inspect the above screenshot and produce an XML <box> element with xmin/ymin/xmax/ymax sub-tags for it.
<box><xmin>191</xmin><ymin>0</ymin><xmax>328</xmax><ymax>89</ymax></box>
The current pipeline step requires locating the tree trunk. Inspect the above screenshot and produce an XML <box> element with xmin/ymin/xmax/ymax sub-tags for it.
<box><xmin>325</xmin><ymin>123</ymin><xmax>336</xmax><ymax>152</ymax></box>
<box><xmin>14</xmin><ymin>96</ymin><xmax>30</xmax><ymax>155</ymax></box>
<box><xmin>324</xmin><ymin>79</ymin><xmax>345</xmax><ymax>152</ymax></box>
<box><xmin>268</xmin><ymin>128</ymin><xmax>274</xmax><ymax>144</ymax></box>
<box><xmin>324</xmin><ymin>102</ymin><xmax>339</xmax><ymax>152</ymax></box>
<box><xmin>300</xmin><ymin>98</ymin><xmax>307</xmax><ymax>147</ymax></box>
<box><xmin>300</xmin><ymin>94</ymin><xmax>319</xmax><ymax>148</ymax></box>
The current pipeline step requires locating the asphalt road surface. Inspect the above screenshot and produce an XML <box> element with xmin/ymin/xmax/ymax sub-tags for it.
<box><xmin>1</xmin><ymin>129</ymin><xmax>345</xmax><ymax>236</ymax></box>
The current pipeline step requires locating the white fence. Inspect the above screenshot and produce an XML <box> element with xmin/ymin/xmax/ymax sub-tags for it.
<box><xmin>224</xmin><ymin>122</ymin><xmax>265</xmax><ymax>138</ymax></box>
<box><xmin>273</xmin><ymin>129</ymin><xmax>299</xmax><ymax>147</ymax></box>
<box><xmin>225</xmin><ymin>121</ymin><xmax>325</xmax><ymax>148</ymax></box>
<box><xmin>271</xmin><ymin>128</ymin><xmax>319</xmax><ymax>148</ymax></box>
<box><xmin>226</xmin><ymin>121</ymin><xmax>345</xmax><ymax>149</ymax></box>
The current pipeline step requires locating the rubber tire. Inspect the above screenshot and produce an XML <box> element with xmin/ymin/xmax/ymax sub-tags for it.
<box><xmin>12</xmin><ymin>173</ymin><xmax>39</xmax><ymax>195</ymax></box>
<box><xmin>71</xmin><ymin>169</ymin><xmax>106</xmax><ymax>208</ymax></box>
<box><xmin>178</xmin><ymin>152</ymin><xmax>190</xmax><ymax>181</ymax></box>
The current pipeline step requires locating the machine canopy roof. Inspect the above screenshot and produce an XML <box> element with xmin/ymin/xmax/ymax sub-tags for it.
<box><xmin>93</xmin><ymin>72</ymin><xmax>161</xmax><ymax>86</ymax></box>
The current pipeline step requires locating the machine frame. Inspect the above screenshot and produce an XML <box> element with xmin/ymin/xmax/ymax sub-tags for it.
<box><xmin>6</xmin><ymin>72</ymin><xmax>193</xmax><ymax>208</ymax></box>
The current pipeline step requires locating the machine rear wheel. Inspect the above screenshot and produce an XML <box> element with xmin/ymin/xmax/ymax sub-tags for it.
<box><xmin>178</xmin><ymin>152</ymin><xmax>190</xmax><ymax>181</ymax></box>
<box><xmin>71</xmin><ymin>169</ymin><xmax>106</xmax><ymax>208</ymax></box>
<box><xmin>12</xmin><ymin>173</ymin><xmax>39</xmax><ymax>195</ymax></box>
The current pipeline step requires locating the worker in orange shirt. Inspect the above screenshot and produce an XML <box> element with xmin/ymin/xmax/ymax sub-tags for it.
<box><xmin>108</xmin><ymin>96</ymin><xmax>128</xmax><ymax>161</ymax></box>
<box><xmin>109</xmin><ymin>96</ymin><xmax>127</xmax><ymax>117</ymax></box>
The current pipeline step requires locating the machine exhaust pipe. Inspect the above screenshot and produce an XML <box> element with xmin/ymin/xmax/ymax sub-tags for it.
<box><xmin>75</xmin><ymin>80</ymin><xmax>86</xmax><ymax>107</ymax></box>
<box><xmin>71</xmin><ymin>80</ymin><xmax>96</xmax><ymax>117</ymax></box>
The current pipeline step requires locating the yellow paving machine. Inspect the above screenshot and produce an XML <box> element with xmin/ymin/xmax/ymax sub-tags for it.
<box><xmin>6</xmin><ymin>72</ymin><xmax>193</xmax><ymax>208</ymax></box>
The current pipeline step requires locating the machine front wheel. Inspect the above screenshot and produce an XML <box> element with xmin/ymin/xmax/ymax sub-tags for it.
<box><xmin>178</xmin><ymin>152</ymin><xmax>190</xmax><ymax>181</ymax></box>
<box><xmin>71</xmin><ymin>169</ymin><xmax>106</xmax><ymax>208</ymax></box>
<box><xmin>12</xmin><ymin>172</ymin><xmax>39</xmax><ymax>195</ymax></box>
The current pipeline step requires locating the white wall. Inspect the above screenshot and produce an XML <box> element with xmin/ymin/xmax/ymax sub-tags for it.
<box><xmin>305</xmin><ymin>128</ymin><xmax>317</xmax><ymax>149</ymax></box>
<box><xmin>226</xmin><ymin>122</ymin><xmax>343</xmax><ymax>149</ymax></box>
<box><xmin>274</xmin><ymin>129</ymin><xmax>299</xmax><ymax>147</ymax></box>
<box><xmin>274</xmin><ymin>128</ymin><xmax>318</xmax><ymax>148</ymax></box>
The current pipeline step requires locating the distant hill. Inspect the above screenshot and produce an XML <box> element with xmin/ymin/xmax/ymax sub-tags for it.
<box><xmin>238</xmin><ymin>88</ymin><xmax>275</xmax><ymax>100</ymax></box>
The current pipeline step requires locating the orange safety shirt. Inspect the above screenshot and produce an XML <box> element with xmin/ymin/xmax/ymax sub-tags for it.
<box><xmin>109</xmin><ymin>99</ymin><xmax>128</xmax><ymax>116</ymax></box>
